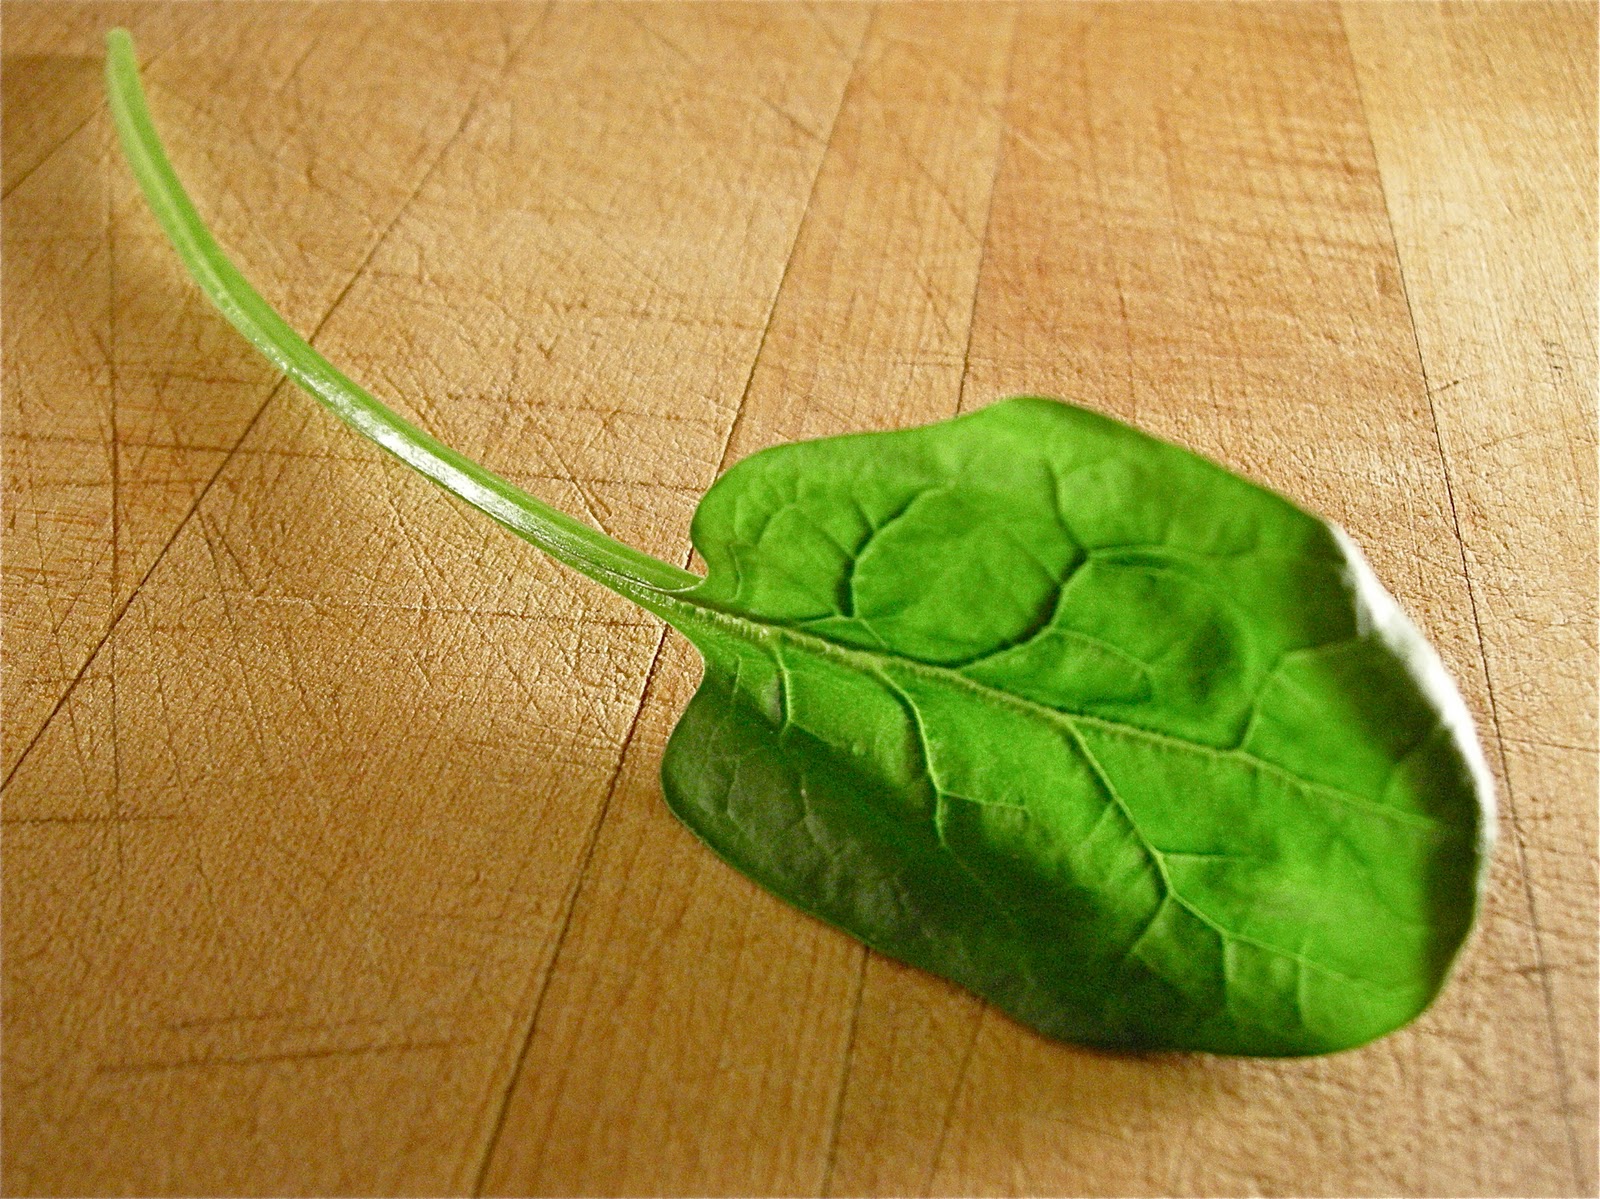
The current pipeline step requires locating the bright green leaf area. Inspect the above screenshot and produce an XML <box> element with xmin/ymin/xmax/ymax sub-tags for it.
<box><xmin>107</xmin><ymin>29</ymin><xmax>1492</xmax><ymax>1057</ymax></box>
<box><xmin>670</xmin><ymin>400</ymin><xmax>1490</xmax><ymax>1053</ymax></box>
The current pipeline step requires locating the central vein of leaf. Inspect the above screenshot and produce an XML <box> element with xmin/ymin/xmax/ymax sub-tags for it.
<box><xmin>648</xmin><ymin>590</ymin><xmax>1443</xmax><ymax>833</ymax></box>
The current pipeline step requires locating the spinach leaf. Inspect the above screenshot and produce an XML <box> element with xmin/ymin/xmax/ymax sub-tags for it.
<box><xmin>106</xmin><ymin>29</ymin><xmax>1493</xmax><ymax>1055</ymax></box>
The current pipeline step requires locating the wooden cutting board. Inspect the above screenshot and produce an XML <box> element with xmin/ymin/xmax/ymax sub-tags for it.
<box><xmin>3</xmin><ymin>3</ymin><xmax>1595</xmax><ymax>1194</ymax></box>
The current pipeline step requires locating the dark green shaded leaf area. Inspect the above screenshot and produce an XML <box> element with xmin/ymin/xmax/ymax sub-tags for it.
<box><xmin>658</xmin><ymin>398</ymin><xmax>1489</xmax><ymax>1056</ymax></box>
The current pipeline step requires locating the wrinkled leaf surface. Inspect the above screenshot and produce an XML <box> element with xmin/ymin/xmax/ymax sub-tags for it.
<box><xmin>661</xmin><ymin>399</ymin><xmax>1490</xmax><ymax>1055</ymax></box>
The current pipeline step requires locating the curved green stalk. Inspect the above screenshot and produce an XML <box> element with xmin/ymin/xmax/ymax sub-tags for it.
<box><xmin>103</xmin><ymin>28</ymin><xmax>699</xmax><ymax>602</ymax></box>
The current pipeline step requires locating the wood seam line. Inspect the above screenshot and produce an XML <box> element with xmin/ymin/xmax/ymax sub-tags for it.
<box><xmin>1336</xmin><ymin>6</ymin><xmax>1583</xmax><ymax>1187</ymax></box>
<box><xmin>468</xmin><ymin>17</ymin><xmax>874</xmax><ymax>1190</ymax></box>
<box><xmin>711</xmin><ymin>10</ymin><xmax>877</xmax><ymax>481</ymax></box>
<box><xmin>923</xmin><ymin>1003</ymin><xmax>985</xmax><ymax>1198</ymax></box>
<box><xmin>1</xmin><ymin>14</ymin><xmax>545</xmax><ymax>797</ymax></box>
<box><xmin>108</xmin><ymin>74</ymin><xmax>124</xmax><ymax>876</ymax></box>
<box><xmin>818</xmin><ymin>950</ymin><xmax>870</xmax><ymax>1196</ymax></box>
<box><xmin>2</xmin><ymin>31</ymin><xmax>193</xmax><ymax>202</ymax></box>
<box><xmin>954</xmin><ymin>7</ymin><xmax>1019</xmax><ymax>419</ymax></box>
<box><xmin>464</xmin><ymin>622</ymin><xmax>670</xmax><ymax>1197</ymax></box>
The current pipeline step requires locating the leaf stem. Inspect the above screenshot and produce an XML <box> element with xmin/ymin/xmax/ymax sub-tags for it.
<box><xmin>103</xmin><ymin>28</ymin><xmax>700</xmax><ymax>600</ymax></box>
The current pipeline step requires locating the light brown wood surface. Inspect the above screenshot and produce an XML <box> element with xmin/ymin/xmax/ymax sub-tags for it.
<box><xmin>2</xmin><ymin>3</ymin><xmax>1594</xmax><ymax>1195</ymax></box>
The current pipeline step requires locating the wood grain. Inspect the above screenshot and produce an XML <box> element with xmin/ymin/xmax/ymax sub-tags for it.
<box><xmin>3</xmin><ymin>3</ymin><xmax>1593</xmax><ymax>1195</ymax></box>
<box><xmin>3</xmin><ymin>2</ymin><xmax>537</xmax><ymax>776</ymax></box>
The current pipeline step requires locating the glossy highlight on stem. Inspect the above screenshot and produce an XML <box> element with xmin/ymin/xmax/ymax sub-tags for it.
<box><xmin>105</xmin><ymin>28</ymin><xmax>698</xmax><ymax>605</ymax></box>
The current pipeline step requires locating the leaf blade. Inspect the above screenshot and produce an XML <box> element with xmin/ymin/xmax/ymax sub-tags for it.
<box><xmin>665</xmin><ymin>397</ymin><xmax>1493</xmax><ymax>1054</ymax></box>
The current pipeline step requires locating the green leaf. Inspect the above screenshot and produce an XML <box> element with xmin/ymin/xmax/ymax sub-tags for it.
<box><xmin>106</xmin><ymin>29</ymin><xmax>1492</xmax><ymax>1056</ymax></box>
<box><xmin>665</xmin><ymin>400</ymin><xmax>1492</xmax><ymax>1054</ymax></box>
